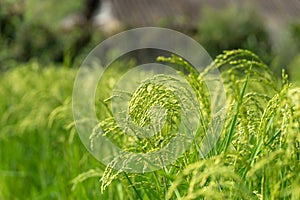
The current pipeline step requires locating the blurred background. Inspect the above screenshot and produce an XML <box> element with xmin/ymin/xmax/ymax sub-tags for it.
<box><xmin>1</xmin><ymin>0</ymin><xmax>300</xmax><ymax>199</ymax></box>
<box><xmin>1</xmin><ymin>0</ymin><xmax>300</xmax><ymax>80</ymax></box>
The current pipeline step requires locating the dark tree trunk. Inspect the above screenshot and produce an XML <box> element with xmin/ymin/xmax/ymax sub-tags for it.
<box><xmin>84</xmin><ymin>0</ymin><xmax>102</xmax><ymax>20</ymax></box>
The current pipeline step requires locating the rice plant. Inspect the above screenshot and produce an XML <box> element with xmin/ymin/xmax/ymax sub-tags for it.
<box><xmin>1</xmin><ymin>49</ymin><xmax>299</xmax><ymax>199</ymax></box>
<box><xmin>75</xmin><ymin>49</ymin><xmax>300</xmax><ymax>199</ymax></box>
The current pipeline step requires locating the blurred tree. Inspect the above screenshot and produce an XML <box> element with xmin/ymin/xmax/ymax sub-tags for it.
<box><xmin>0</xmin><ymin>0</ymin><xmax>24</xmax><ymax>44</ymax></box>
<box><xmin>197</xmin><ymin>6</ymin><xmax>272</xmax><ymax>63</ymax></box>
<box><xmin>14</xmin><ymin>23</ymin><xmax>63</xmax><ymax>63</ymax></box>
<box><xmin>84</xmin><ymin>0</ymin><xmax>102</xmax><ymax>20</ymax></box>
<box><xmin>290</xmin><ymin>21</ymin><xmax>300</xmax><ymax>48</ymax></box>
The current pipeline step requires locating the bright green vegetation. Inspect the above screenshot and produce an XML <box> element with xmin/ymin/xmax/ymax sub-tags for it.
<box><xmin>1</xmin><ymin>50</ymin><xmax>299</xmax><ymax>199</ymax></box>
<box><xmin>0</xmin><ymin>63</ymin><xmax>104</xmax><ymax>199</ymax></box>
<box><xmin>1</xmin><ymin>1</ymin><xmax>299</xmax><ymax>199</ymax></box>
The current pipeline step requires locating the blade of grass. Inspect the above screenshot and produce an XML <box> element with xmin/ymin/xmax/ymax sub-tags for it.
<box><xmin>222</xmin><ymin>66</ymin><xmax>252</xmax><ymax>154</ymax></box>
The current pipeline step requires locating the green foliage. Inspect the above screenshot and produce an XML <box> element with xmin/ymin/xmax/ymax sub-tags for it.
<box><xmin>197</xmin><ymin>6</ymin><xmax>272</xmax><ymax>63</ymax></box>
<box><xmin>1</xmin><ymin>50</ymin><xmax>300</xmax><ymax>199</ymax></box>
<box><xmin>290</xmin><ymin>20</ymin><xmax>300</xmax><ymax>48</ymax></box>
<box><xmin>1</xmin><ymin>1</ymin><xmax>298</xmax><ymax>197</ymax></box>
<box><xmin>0</xmin><ymin>63</ymin><xmax>105</xmax><ymax>199</ymax></box>
<box><xmin>14</xmin><ymin>23</ymin><xmax>63</xmax><ymax>62</ymax></box>
<box><xmin>0</xmin><ymin>1</ymin><xmax>23</xmax><ymax>42</ymax></box>
<box><xmin>288</xmin><ymin>54</ymin><xmax>300</xmax><ymax>83</ymax></box>
<box><xmin>0</xmin><ymin>0</ymin><xmax>99</xmax><ymax>70</ymax></box>
<box><xmin>270</xmin><ymin>19</ymin><xmax>300</xmax><ymax>76</ymax></box>
<box><xmin>24</xmin><ymin>0</ymin><xmax>84</xmax><ymax>28</ymax></box>
<box><xmin>286</xmin><ymin>21</ymin><xmax>300</xmax><ymax>82</ymax></box>
<box><xmin>90</xmin><ymin>49</ymin><xmax>299</xmax><ymax>199</ymax></box>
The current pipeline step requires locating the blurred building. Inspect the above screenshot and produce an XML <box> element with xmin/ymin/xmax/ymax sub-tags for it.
<box><xmin>61</xmin><ymin>0</ymin><xmax>300</xmax><ymax>34</ymax></box>
<box><xmin>93</xmin><ymin>0</ymin><xmax>300</xmax><ymax>31</ymax></box>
